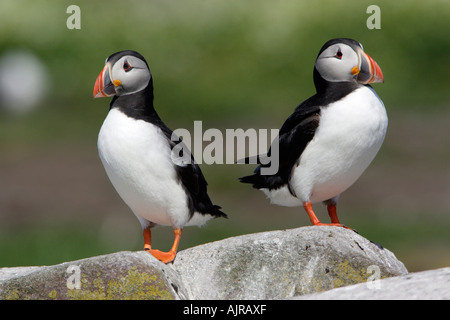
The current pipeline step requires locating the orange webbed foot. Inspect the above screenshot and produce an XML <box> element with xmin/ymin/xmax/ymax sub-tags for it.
<box><xmin>312</xmin><ymin>222</ymin><xmax>357</xmax><ymax>233</ymax></box>
<box><xmin>142</xmin><ymin>227</ymin><xmax>182</xmax><ymax>264</ymax></box>
<box><xmin>145</xmin><ymin>249</ymin><xmax>177</xmax><ymax>264</ymax></box>
<box><xmin>303</xmin><ymin>202</ymin><xmax>358</xmax><ymax>233</ymax></box>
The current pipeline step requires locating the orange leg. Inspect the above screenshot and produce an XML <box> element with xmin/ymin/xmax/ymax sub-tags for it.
<box><xmin>303</xmin><ymin>202</ymin><xmax>321</xmax><ymax>225</ymax></box>
<box><xmin>143</xmin><ymin>227</ymin><xmax>182</xmax><ymax>264</ymax></box>
<box><xmin>143</xmin><ymin>227</ymin><xmax>152</xmax><ymax>251</ymax></box>
<box><xmin>303</xmin><ymin>202</ymin><xmax>348</xmax><ymax>228</ymax></box>
<box><xmin>327</xmin><ymin>203</ymin><xmax>340</xmax><ymax>224</ymax></box>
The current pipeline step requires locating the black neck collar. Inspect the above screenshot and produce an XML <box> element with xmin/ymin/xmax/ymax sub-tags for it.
<box><xmin>313</xmin><ymin>67</ymin><xmax>362</xmax><ymax>104</ymax></box>
<box><xmin>110</xmin><ymin>79</ymin><xmax>163</xmax><ymax>124</ymax></box>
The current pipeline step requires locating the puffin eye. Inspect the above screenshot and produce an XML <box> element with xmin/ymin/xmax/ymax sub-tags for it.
<box><xmin>335</xmin><ymin>49</ymin><xmax>343</xmax><ymax>59</ymax></box>
<box><xmin>123</xmin><ymin>60</ymin><xmax>133</xmax><ymax>72</ymax></box>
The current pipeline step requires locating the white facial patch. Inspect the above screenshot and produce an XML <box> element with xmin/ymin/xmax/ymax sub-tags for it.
<box><xmin>110</xmin><ymin>55</ymin><xmax>151</xmax><ymax>95</ymax></box>
<box><xmin>314</xmin><ymin>44</ymin><xmax>359</xmax><ymax>82</ymax></box>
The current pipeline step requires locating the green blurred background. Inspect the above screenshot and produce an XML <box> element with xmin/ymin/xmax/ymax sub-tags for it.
<box><xmin>0</xmin><ymin>0</ymin><xmax>449</xmax><ymax>272</ymax></box>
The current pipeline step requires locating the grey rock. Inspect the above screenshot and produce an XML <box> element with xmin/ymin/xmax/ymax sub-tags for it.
<box><xmin>0</xmin><ymin>226</ymin><xmax>408</xmax><ymax>300</ymax></box>
<box><xmin>0</xmin><ymin>267</ymin><xmax>41</xmax><ymax>282</ymax></box>
<box><xmin>172</xmin><ymin>226</ymin><xmax>407</xmax><ymax>299</ymax></box>
<box><xmin>295</xmin><ymin>267</ymin><xmax>450</xmax><ymax>300</ymax></box>
<box><xmin>0</xmin><ymin>251</ymin><xmax>186</xmax><ymax>300</ymax></box>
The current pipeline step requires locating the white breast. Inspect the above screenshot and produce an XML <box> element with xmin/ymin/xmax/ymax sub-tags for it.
<box><xmin>290</xmin><ymin>86</ymin><xmax>388</xmax><ymax>204</ymax></box>
<box><xmin>97</xmin><ymin>108</ymin><xmax>192</xmax><ymax>228</ymax></box>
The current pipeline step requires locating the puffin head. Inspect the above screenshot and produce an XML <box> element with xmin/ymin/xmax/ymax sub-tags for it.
<box><xmin>93</xmin><ymin>50</ymin><xmax>152</xmax><ymax>98</ymax></box>
<box><xmin>314</xmin><ymin>38</ymin><xmax>383</xmax><ymax>85</ymax></box>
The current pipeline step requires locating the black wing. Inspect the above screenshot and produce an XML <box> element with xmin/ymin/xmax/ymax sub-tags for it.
<box><xmin>240</xmin><ymin>70</ymin><xmax>362</xmax><ymax>191</ymax></box>
<box><xmin>158</xmin><ymin>121</ymin><xmax>227</xmax><ymax>220</ymax></box>
<box><xmin>239</xmin><ymin>95</ymin><xmax>321</xmax><ymax>191</ymax></box>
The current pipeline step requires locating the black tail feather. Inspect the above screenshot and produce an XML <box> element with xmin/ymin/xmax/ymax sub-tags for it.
<box><xmin>240</xmin><ymin>173</ymin><xmax>287</xmax><ymax>191</ymax></box>
<box><xmin>239</xmin><ymin>174</ymin><xmax>265</xmax><ymax>189</ymax></box>
<box><xmin>211</xmin><ymin>204</ymin><xmax>227</xmax><ymax>219</ymax></box>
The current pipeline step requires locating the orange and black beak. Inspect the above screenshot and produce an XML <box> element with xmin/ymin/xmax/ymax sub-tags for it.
<box><xmin>352</xmin><ymin>49</ymin><xmax>384</xmax><ymax>84</ymax></box>
<box><xmin>93</xmin><ymin>63</ymin><xmax>116</xmax><ymax>98</ymax></box>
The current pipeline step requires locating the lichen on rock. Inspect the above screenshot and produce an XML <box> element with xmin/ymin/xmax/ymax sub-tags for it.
<box><xmin>0</xmin><ymin>251</ymin><xmax>180</xmax><ymax>300</ymax></box>
<box><xmin>65</xmin><ymin>267</ymin><xmax>172</xmax><ymax>300</ymax></box>
<box><xmin>0</xmin><ymin>226</ymin><xmax>408</xmax><ymax>300</ymax></box>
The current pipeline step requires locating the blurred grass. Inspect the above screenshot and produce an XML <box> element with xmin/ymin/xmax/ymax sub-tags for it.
<box><xmin>0</xmin><ymin>0</ymin><xmax>449</xmax><ymax>272</ymax></box>
<box><xmin>1</xmin><ymin>0</ymin><xmax>449</xmax><ymax>146</ymax></box>
<box><xmin>1</xmin><ymin>213</ymin><xmax>449</xmax><ymax>271</ymax></box>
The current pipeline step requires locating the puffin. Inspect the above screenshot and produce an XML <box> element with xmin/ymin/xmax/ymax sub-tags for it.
<box><xmin>240</xmin><ymin>38</ymin><xmax>387</xmax><ymax>228</ymax></box>
<box><xmin>93</xmin><ymin>50</ymin><xmax>226</xmax><ymax>263</ymax></box>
